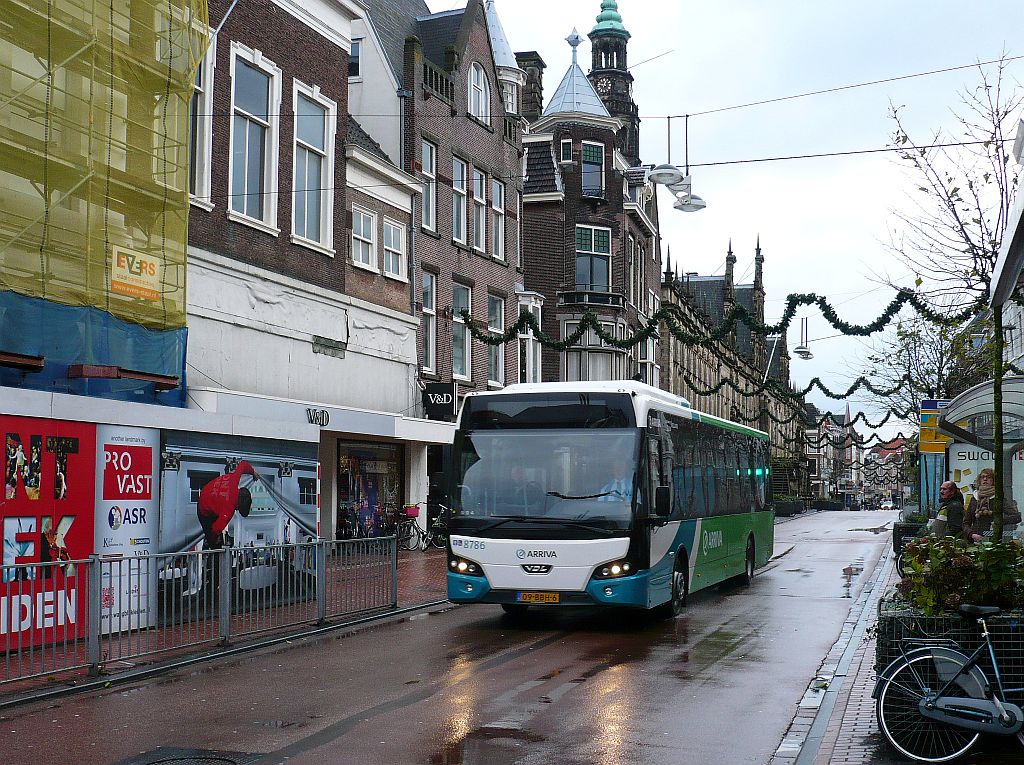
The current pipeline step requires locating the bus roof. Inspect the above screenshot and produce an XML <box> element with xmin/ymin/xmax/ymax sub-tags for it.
<box><xmin>462</xmin><ymin>381</ymin><xmax>770</xmax><ymax>441</ymax></box>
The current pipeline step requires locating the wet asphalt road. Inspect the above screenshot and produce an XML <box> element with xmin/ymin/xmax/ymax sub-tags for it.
<box><xmin>2</xmin><ymin>511</ymin><xmax>892</xmax><ymax>765</ymax></box>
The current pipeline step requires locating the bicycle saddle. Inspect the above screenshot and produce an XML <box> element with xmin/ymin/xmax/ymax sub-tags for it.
<box><xmin>959</xmin><ymin>604</ymin><xmax>1001</xmax><ymax>619</ymax></box>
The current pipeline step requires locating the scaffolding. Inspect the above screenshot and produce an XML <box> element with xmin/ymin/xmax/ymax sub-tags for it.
<box><xmin>0</xmin><ymin>0</ymin><xmax>209</xmax><ymax>332</ymax></box>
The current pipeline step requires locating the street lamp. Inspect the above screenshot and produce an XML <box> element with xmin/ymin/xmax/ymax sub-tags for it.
<box><xmin>793</xmin><ymin>316</ymin><xmax>813</xmax><ymax>360</ymax></box>
<box><xmin>649</xmin><ymin>115</ymin><xmax>706</xmax><ymax>213</ymax></box>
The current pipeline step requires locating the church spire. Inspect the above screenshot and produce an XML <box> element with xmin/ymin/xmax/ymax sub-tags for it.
<box><xmin>754</xmin><ymin>235</ymin><xmax>764</xmax><ymax>291</ymax></box>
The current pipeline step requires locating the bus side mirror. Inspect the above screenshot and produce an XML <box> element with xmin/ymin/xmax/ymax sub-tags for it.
<box><xmin>654</xmin><ymin>486</ymin><xmax>671</xmax><ymax>517</ymax></box>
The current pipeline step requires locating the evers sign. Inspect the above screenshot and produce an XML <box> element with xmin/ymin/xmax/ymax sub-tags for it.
<box><xmin>2</xmin><ymin>416</ymin><xmax>95</xmax><ymax>643</ymax></box>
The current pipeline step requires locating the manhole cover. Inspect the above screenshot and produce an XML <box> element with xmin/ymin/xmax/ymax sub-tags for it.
<box><xmin>115</xmin><ymin>749</ymin><xmax>260</xmax><ymax>765</ymax></box>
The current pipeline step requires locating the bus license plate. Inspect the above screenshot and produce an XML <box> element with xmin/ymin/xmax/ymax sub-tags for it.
<box><xmin>517</xmin><ymin>591</ymin><xmax>559</xmax><ymax>603</ymax></box>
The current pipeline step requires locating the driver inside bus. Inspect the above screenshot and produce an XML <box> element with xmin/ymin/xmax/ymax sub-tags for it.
<box><xmin>598</xmin><ymin>451</ymin><xmax>635</xmax><ymax>503</ymax></box>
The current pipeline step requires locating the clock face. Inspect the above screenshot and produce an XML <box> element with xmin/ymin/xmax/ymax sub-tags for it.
<box><xmin>597</xmin><ymin>78</ymin><xmax>612</xmax><ymax>95</ymax></box>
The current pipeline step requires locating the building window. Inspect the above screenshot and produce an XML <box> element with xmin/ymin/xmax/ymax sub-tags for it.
<box><xmin>298</xmin><ymin>477</ymin><xmax>316</xmax><ymax>505</ymax></box>
<box><xmin>189</xmin><ymin>38</ymin><xmax>216</xmax><ymax>207</ymax></box>
<box><xmin>349</xmin><ymin>40</ymin><xmax>361</xmax><ymax>78</ymax></box>
<box><xmin>636</xmin><ymin>239</ymin><xmax>646</xmax><ymax>312</ymax></box>
<box><xmin>491</xmin><ymin>179</ymin><xmax>505</xmax><ymax>261</ymax></box>
<box><xmin>564</xmin><ymin>320</ymin><xmax>621</xmax><ymax>382</ymax></box>
<box><xmin>581</xmin><ymin>141</ymin><xmax>604</xmax><ymax>197</ymax></box>
<box><xmin>188</xmin><ymin>471</ymin><xmax>219</xmax><ymax>504</ymax></box>
<box><xmin>421</xmin><ymin>271</ymin><xmax>436</xmax><ymax>372</ymax></box>
<box><xmin>383</xmin><ymin>219</ymin><xmax>405</xmax><ymax>278</ymax></box>
<box><xmin>513</xmin><ymin>191</ymin><xmax>521</xmax><ymax>268</ymax></box>
<box><xmin>488</xmin><ymin>294</ymin><xmax>504</xmax><ymax>385</ymax></box>
<box><xmin>501</xmin><ymin>81</ymin><xmax>518</xmax><ymax>114</ymax></box>
<box><xmin>575</xmin><ymin>225</ymin><xmax>611</xmax><ymax>291</ymax></box>
<box><xmin>472</xmin><ymin>169</ymin><xmax>486</xmax><ymax>252</ymax></box>
<box><xmin>229</xmin><ymin>45</ymin><xmax>282</xmax><ymax>228</ymax></box>
<box><xmin>452</xmin><ymin>158</ymin><xmax>467</xmax><ymax>244</ymax></box>
<box><xmin>560</xmin><ymin>139</ymin><xmax>572</xmax><ymax>163</ymax></box>
<box><xmin>469</xmin><ymin>63</ymin><xmax>490</xmax><ymax>124</ymax></box>
<box><xmin>421</xmin><ymin>140</ymin><xmax>436</xmax><ymax>231</ymax></box>
<box><xmin>352</xmin><ymin>206</ymin><xmax>375</xmax><ymax>268</ymax></box>
<box><xmin>638</xmin><ymin>337</ymin><xmax>659</xmax><ymax>387</ymax></box>
<box><xmin>453</xmin><ymin>284</ymin><xmax>471</xmax><ymax>380</ymax></box>
<box><xmin>518</xmin><ymin>303</ymin><xmax>541</xmax><ymax>383</ymax></box>
<box><xmin>292</xmin><ymin>81</ymin><xmax>336</xmax><ymax>251</ymax></box>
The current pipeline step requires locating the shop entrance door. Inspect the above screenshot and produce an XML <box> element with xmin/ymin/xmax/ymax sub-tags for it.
<box><xmin>336</xmin><ymin>440</ymin><xmax>404</xmax><ymax>538</ymax></box>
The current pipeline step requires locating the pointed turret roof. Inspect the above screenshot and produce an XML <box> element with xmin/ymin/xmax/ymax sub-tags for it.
<box><xmin>484</xmin><ymin>0</ymin><xmax>518</xmax><ymax>71</ymax></box>
<box><xmin>542</xmin><ymin>29</ymin><xmax>611</xmax><ymax>118</ymax></box>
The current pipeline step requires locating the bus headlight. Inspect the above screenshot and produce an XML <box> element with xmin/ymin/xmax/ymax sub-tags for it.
<box><xmin>449</xmin><ymin>556</ymin><xmax>485</xmax><ymax>576</ymax></box>
<box><xmin>593</xmin><ymin>560</ymin><xmax>632</xmax><ymax>579</ymax></box>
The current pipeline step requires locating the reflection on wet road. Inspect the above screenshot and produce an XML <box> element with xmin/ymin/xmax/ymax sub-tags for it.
<box><xmin>2</xmin><ymin>512</ymin><xmax>892</xmax><ymax>765</ymax></box>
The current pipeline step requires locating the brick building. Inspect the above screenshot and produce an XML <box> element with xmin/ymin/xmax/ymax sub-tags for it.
<box><xmin>182</xmin><ymin>0</ymin><xmax>451</xmax><ymax>543</ymax></box>
<box><xmin>519</xmin><ymin>6</ymin><xmax>663</xmax><ymax>385</ymax></box>
<box><xmin>659</xmin><ymin>241</ymin><xmax>807</xmax><ymax>469</ymax></box>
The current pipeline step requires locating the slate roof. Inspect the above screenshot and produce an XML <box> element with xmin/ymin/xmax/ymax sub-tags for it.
<box><xmin>347</xmin><ymin>115</ymin><xmax>392</xmax><ymax>164</ymax></box>
<box><xmin>682</xmin><ymin>275</ymin><xmax>726</xmax><ymax>324</ymax></box>
<box><xmin>417</xmin><ymin>8</ymin><xmax>465</xmax><ymax>69</ymax></box>
<box><xmin>766</xmin><ymin>334</ymin><xmax>785</xmax><ymax>380</ymax></box>
<box><xmin>523</xmin><ymin>140</ymin><xmax>562</xmax><ymax>195</ymax></box>
<box><xmin>360</xmin><ymin>0</ymin><xmax>431</xmax><ymax>82</ymax></box>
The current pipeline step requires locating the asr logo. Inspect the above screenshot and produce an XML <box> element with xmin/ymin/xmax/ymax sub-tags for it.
<box><xmin>108</xmin><ymin>505</ymin><xmax>148</xmax><ymax>530</ymax></box>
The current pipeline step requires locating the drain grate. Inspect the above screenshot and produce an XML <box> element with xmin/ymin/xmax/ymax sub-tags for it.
<box><xmin>114</xmin><ymin>748</ymin><xmax>261</xmax><ymax>765</ymax></box>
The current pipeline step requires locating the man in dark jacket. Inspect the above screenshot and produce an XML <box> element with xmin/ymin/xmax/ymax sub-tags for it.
<box><xmin>930</xmin><ymin>481</ymin><xmax>965</xmax><ymax>538</ymax></box>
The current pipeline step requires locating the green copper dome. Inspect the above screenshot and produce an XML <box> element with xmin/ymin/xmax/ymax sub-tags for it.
<box><xmin>591</xmin><ymin>0</ymin><xmax>629</xmax><ymax>39</ymax></box>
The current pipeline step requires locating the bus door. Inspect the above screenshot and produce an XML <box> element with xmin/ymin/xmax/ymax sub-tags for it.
<box><xmin>646</xmin><ymin>411</ymin><xmax>680</xmax><ymax>605</ymax></box>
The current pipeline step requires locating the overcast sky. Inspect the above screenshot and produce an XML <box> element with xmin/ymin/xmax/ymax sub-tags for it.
<box><xmin>430</xmin><ymin>1</ymin><xmax>1024</xmax><ymax>438</ymax></box>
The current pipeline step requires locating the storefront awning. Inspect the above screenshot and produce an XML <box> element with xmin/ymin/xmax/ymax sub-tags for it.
<box><xmin>938</xmin><ymin>375</ymin><xmax>1024</xmax><ymax>447</ymax></box>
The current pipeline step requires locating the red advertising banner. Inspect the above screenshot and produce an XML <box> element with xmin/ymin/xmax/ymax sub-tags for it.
<box><xmin>102</xmin><ymin>444</ymin><xmax>154</xmax><ymax>501</ymax></box>
<box><xmin>2</xmin><ymin>416</ymin><xmax>96</xmax><ymax>646</ymax></box>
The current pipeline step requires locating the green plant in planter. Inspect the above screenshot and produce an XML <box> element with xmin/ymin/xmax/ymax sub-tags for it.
<box><xmin>897</xmin><ymin>536</ymin><xmax>1024</xmax><ymax>615</ymax></box>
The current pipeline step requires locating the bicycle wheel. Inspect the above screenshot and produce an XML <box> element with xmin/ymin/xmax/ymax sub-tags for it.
<box><xmin>876</xmin><ymin>653</ymin><xmax>980</xmax><ymax>762</ymax></box>
<box><xmin>398</xmin><ymin>522</ymin><xmax>421</xmax><ymax>551</ymax></box>
<box><xmin>429</xmin><ymin>529</ymin><xmax>448</xmax><ymax>549</ymax></box>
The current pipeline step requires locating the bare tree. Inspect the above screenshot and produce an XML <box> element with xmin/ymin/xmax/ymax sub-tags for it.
<box><xmin>887</xmin><ymin>58</ymin><xmax>1021</xmax><ymax>306</ymax></box>
<box><xmin>867</xmin><ymin>58</ymin><xmax>1021</xmax><ymax>535</ymax></box>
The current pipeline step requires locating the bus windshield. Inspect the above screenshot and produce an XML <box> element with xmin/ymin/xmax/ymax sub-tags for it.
<box><xmin>452</xmin><ymin>428</ymin><xmax>640</xmax><ymax>533</ymax></box>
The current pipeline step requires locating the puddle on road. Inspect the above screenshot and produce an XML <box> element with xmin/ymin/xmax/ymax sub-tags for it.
<box><xmin>429</xmin><ymin>726</ymin><xmax>545</xmax><ymax>764</ymax></box>
<box><xmin>842</xmin><ymin>559</ymin><xmax>865</xmax><ymax>598</ymax></box>
<box><xmin>849</xmin><ymin>525</ymin><xmax>891</xmax><ymax>534</ymax></box>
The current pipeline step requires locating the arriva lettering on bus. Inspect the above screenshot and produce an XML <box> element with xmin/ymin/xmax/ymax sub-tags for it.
<box><xmin>0</xmin><ymin>590</ymin><xmax>77</xmax><ymax>634</ymax></box>
<box><xmin>703</xmin><ymin>529</ymin><xmax>723</xmax><ymax>551</ymax></box>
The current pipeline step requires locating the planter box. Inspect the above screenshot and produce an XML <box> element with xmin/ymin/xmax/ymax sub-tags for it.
<box><xmin>875</xmin><ymin>592</ymin><xmax>1024</xmax><ymax>691</ymax></box>
<box><xmin>775</xmin><ymin>499</ymin><xmax>805</xmax><ymax>517</ymax></box>
<box><xmin>892</xmin><ymin>521</ymin><xmax>927</xmax><ymax>554</ymax></box>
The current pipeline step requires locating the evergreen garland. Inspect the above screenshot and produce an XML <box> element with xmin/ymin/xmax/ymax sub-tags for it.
<box><xmin>461</xmin><ymin>289</ymin><xmax>986</xmax><ymax>351</ymax></box>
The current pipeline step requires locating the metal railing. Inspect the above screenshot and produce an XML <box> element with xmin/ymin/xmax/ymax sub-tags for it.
<box><xmin>2</xmin><ymin>538</ymin><xmax>397</xmax><ymax>686</ymax></box>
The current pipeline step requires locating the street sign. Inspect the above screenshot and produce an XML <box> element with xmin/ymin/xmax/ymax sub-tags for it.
<box><xmin>919</xmin><ymin>400</ymin><xmax>952</xmax><ymax>454</ymax></box>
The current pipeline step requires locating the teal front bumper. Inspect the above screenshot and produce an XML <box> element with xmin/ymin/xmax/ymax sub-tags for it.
<box><xmin>447</xmin><ymin>569</ymin><xmax>652</xmax><ymax>607</ymax></box>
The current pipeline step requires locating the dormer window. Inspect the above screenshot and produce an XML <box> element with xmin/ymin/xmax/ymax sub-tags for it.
<box><xmin>469</xmin><ymin>63</ymin><xmax>490</xmax><ymax>124</ymax></box>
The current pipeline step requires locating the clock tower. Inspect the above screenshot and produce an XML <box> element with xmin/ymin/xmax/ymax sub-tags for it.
<box><xmin>587</xmin><ymin>0</ymin><xmax>640</xmax><ymax>164</ymax></box>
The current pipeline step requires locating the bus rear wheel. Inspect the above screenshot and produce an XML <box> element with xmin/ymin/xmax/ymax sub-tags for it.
<box><xmin>741</xmin><ymin>538</ymin><xmax>755</xmax><ymax>586</ymax></box>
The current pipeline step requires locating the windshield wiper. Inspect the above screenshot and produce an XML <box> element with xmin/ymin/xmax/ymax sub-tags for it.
<box><xmin>476</xmin><ymin>515</ymin><xmax>615</xmax><ymax>536</ymax></box>
<box><xmin>546</xmin><ymin>490</ymin><xmax>612</xmax><ymax>500</ymax></box>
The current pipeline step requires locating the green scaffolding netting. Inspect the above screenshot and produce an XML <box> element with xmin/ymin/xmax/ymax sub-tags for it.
<box><xmin>1</xmin><ymin>0</ymin><xmax>209</xmax><ymax>331</ymax></box>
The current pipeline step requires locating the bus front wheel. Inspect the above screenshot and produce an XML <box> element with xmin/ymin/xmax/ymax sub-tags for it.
<box><xmin>656</xmin><ymin>556</ymin><xmax>688</xmax><ymax>618</ymax></box>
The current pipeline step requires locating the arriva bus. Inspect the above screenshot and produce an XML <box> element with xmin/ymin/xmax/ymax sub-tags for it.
<box><xmin>446</xmin><ymin>381</ymin><xmax>774</xmax><ymax>616</ymax></box>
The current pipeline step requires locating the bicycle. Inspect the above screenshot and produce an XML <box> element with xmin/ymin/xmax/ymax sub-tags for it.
<box><xmin>396</xmin><ymin>505</ymin><xmax>425</xmax><ymax>551</ymax></box>
<box><xmin>421</xmin><ymin>504</ymin><xmax>450</xmax><ymax>551</ymax></box>
<box><xmin>873</xmin><ymin>604</ymin><xmax>1024</xmax><ymax>762</ymax></box>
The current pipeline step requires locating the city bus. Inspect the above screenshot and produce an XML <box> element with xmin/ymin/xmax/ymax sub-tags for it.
<box><xmin>446</xmin><ymin>381</ymin><xmax>774</xmax><ymax>616</ymax></box>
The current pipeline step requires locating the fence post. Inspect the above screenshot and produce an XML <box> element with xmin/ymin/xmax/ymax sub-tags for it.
<box><xmin>86</xmin><ymin>554</ymin><xmax>102</xmax><ymax>675</ymax></box>
<box><xmin>218</xmin><ymin>548</ymin><xmax>232</xmax><ymax>645</ymax></box>
<box><xmin>316</xmin><ymin>541</ymin><xmax>327</xmax><ymax>624</ymax></box>
<box><xmin>390</xmin><ymin>537</ymin><xmax>398</xmax><ymax>609</ymax></box>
